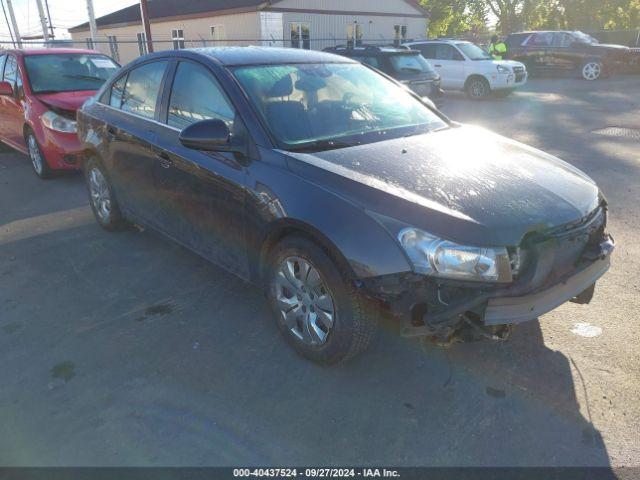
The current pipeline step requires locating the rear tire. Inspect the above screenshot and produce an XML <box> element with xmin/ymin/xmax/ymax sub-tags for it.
<box><xmin>26</xmin><ymin>130</ymin><xmax>53</xmax><ymax>179</ymax></box>
<box><xmin>266</xmin><ymin>236</ymin><xmax>377</xmax><ymax>365</ymax></box>
<box><xmin>85</xmin><ymin>157</ymin><xmax>126</xmax><ymax>231</ymax></box>
<box><xmin>465</xmin><ymin>76</ymin><xmax>490</xmax><ymax>100</ymax></box>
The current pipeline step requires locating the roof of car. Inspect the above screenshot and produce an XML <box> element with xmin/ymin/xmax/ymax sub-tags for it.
<box><xmin>509</xmin><ymin>31</ymin><xmax>576</xmax><ymax>35</ymax></box>
<box><xmin>325</xmin><ymin>45</ymin><xmax>417</xmax><ymax>54</ymax></box>
<box><xmin>3</xmin><ymin>48</ymin><xmax>103</xmax><ymax>56</ymax></box>
<box><xmin>188</xmin><ymin>46</ymin><xmax>357</xmax><ymax>66</ymax></box>
<box><xmin>406</xmin><ymin>39</ymin><xmax>469</xmax><ymax>45</ymax></box>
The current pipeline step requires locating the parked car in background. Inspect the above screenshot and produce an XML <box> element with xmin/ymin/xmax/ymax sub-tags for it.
<box><xmin>405</xmin><ymin>39</ymin><xmax>527</xmax><ymax>99</ymax></box>
<box><xmin>505</xmin><ymin>31</ymin><xmax>631</xmax><ymax>80</ymax></box>
<box><xmin>78</xmin><ymin>47</ymin><xmax>613</xmax><ymax>365</ymax></box>
<box><xmin>0</xmin><ymin>49</ymin><xmax>119</xmax><ymax>178</ymax></box>
<box><xmin>323</xmin><ymin>45</ymin><xmax>444</xmax><ymax>106</ymax></box>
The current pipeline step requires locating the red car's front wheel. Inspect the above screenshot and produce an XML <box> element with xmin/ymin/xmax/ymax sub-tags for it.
<box><xmin>26</xmin><ymin>131</ymin><xmax>52</xmax><ymax>179</ymax></box>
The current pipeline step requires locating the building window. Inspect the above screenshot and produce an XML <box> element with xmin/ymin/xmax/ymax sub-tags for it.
<box><xmin>394</xmin><ymin>25</ymin><xmax>408</xmax><ymax>45</ymax></box>
<box><xmin>290</xmin><ymin>23</ymin><xmax>310</xmax><ymax>49</ymax></box>
<box><xmin>108</xmin><ymin>35</ymin><xmax>119</xmax><ymax>61</ymax></box>
<box><xmin>210</xmin><ymin>25</ymin><xmax>226</xmax><ymax>45</ymax></box>
<box><xmin>85</xmin><ymin>37</ymin><xmax>95</xmax><ymax>49</ymax></box>
<box><xmin>347</xmin><ymin>23</ymin><xmax>363</xmax><ymax>47</ymax></box>
<box><xmin>172</xmin><ymin>29</ymin><xmax>185</xmax><ymax>50</ymax></box>
<box><xmin>137</xmin><ymin>32</ymin><xmax>148</xmax><ymax>56</ymax></box>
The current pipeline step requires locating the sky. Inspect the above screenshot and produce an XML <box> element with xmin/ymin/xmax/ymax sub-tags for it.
<box><xmin>0</xmin><ymin>0</ymin><xmax>137</xmax><ymax>43</ymax></box>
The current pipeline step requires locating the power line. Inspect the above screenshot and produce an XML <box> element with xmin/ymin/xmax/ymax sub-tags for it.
<box><xmin>0</xmin><ymin>0</ymin><xmax>15</xmax><ymax>47</ymax></box>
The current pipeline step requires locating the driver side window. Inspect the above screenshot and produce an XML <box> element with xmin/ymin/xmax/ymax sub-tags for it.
<box><xmin>435</xmin><ymin>44</ymin><xmax>463</xmax><ymax>61</ymax></box>
<box><xmin>530</xmin><ymin>32</ymin><xmax>553</xmax><ymax>47</ymax></box>
<box><xmin>3</xmin><ymin>55</ymin><xmax>17</xmax><ymax>84</ymax></box>
<box><xmin>167</xmin><ymin>61</ymin><xmax>235</xmax><ymax>130</ymax></box>
<box><xmin>552</xmin><ymin>33</ymin><xmax>573</xmax><ymax>47</ymax></box>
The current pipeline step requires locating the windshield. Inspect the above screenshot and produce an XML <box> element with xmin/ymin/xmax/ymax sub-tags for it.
<box><xmin>389</xmin><ymin>53</ymin><xmax>436</xmax><ymax>75</ymax></box>
<box><xmin>233</xmin><ymin>63</ymin><xmax>447</xmax><ymax>151</ymax></box>
<box><xmin>24</xmin><ymin>54</ymin><xmax>119</xmax><ymax>94</ymax></box>
<box><xmin>456</xmin><ymin>42</ymin><xmax>493</xmax><ymax>60</ymax></box>
<box><xmin>573</xmin><ymin>31</ymin><xmax>598</xmax><ymax>44</ymax></box>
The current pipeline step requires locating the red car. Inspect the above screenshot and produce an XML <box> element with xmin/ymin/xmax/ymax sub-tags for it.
<box><xmin>0</xmin><ymin>48</ymin><xmax>119</xmax><ymax>178</ymax></box>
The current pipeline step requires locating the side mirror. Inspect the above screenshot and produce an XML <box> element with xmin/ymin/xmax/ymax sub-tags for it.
<box><xmin>179</xmin><ymin>118</ymin><xmax>229</xmax><ymax>150</ymax></box>
<box><xmin>0</xmin><ymin>81</ymin><xmax>14</xmax><ymax>96</ymax></box>
<box><xmin>179</xmin><ymin>118</ymin><xmax>246</xmax><ymax>157</ymax></box>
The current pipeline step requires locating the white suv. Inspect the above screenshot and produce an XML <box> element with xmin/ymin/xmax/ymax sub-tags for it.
<box><xmin>404</xmin><ymin>39</ymin><xmax>527</xmax><ymax>99</ymax></box>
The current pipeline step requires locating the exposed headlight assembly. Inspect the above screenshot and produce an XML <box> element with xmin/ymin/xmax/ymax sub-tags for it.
<box><xmin>496</xmin><ymin>65</ymin><xmax>511</xmax><ymax>74</ymax></box>
<box><xmin>398</xmin><ymin>228</ymin><xmax>512</xmax><ymax>283</ymax></box>
<box><xmin>41</xmin><ymin>111</ymin><xmax>77</xmax><ymax>133</ymax></box>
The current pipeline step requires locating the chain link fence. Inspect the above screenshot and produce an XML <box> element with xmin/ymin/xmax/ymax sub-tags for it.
<box><xmin>0</xmin><ymin>36</ymin><xmax>418</xmax><ymax>65</ymax></box>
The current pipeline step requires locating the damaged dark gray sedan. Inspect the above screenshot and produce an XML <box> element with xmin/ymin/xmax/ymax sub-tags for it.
<box><xmin>78</xmin><ymin>47</ymin><xmax>614</xmax><ymax>365</ymax></box>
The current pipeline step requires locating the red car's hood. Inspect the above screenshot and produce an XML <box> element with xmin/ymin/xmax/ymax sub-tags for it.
<box><xmin>35</xmin><ymin>90</ymin><xmax>96</xmax><ymax>112</ymax></box>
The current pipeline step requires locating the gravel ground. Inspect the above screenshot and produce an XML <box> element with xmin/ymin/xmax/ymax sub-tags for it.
<box><xmin>0</xmin><ymin>75</ymin><xmax>638</xmax><ymax>467</ymax></box>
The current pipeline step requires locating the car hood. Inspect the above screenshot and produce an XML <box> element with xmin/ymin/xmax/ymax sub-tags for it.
<box><xmin>35</xmin><ymin>90</ymin><xmax>96</xmax><ymax>112</ymax></box>
<box><xmin>476</xmin><ymin>59</ymin><xmax>526</xmax><ymax>69</ymax></box>
<box><xmin>284</xmin><ymin>125</ymin><xmax>600</xmax><ymax>246</ymax></box>
<box><xmin>592</xmin><ymin>43</ymin><xmax>630</xmax><ymax>51</ymax></box>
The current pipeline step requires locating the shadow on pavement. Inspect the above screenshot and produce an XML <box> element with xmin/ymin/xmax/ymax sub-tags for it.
<box><xmin>0</xmin><ymin>222</ymin><xmax>617</xmax><ymax>470</ymax></box>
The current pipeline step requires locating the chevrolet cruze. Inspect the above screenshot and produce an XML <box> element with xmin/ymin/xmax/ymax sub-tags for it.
<box><xmin>77</xmin><ymin>47</ymin><xmax>614</xmax><ymax>364</ymax></box>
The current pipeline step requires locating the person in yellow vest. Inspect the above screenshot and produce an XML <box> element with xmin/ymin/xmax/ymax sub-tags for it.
<box><xmin>488</xmin><ymin>35</ymin><xmax>507</xmax><ymax>60</ymax></box>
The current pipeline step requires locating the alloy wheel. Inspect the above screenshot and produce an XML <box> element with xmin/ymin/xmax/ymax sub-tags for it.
<box><xmin>274</xmin><ymin>256</ymin><xmax>335</xmax><ymax>346</ymax></box>
<box><xmin>582</xmin><ymin>62</ymin><xmax>601</xmax><ymax>80</ymax></box>
<box><xmin>470</xmin><ymin>80</ymin><xmax>487</xmax><ymax>99</ymax></box>
<box><xmin>28</xmin><ymin>135</ymin><xmax>43</xmax><ymax>175</ymax></box>
<box><xmin>88</xmin><ymin>167</ymin><xmax>112</xmax><ymax>223</ymax></box>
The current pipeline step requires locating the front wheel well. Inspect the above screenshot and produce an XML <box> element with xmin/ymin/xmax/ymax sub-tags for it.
<box><xmin>464</xmin><ymin>74</ymin><xmax>490</xmax><ymax>90</ymax></box>
<box><xmin>258</xmin><ymin>224</ymin><xmax>356</xmax><ymax>286</ymax></box>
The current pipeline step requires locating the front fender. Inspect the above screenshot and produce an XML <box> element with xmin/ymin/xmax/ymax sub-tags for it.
<box><xmin>247</xmin><ymin>148</ymin><xmax>412</xmax><ymax>281</ymax></box>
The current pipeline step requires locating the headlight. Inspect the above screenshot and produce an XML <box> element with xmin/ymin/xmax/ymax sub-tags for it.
<box><xmin>496</xmin><ymin>65</ymin><xmax>510</xmax><ymax>74</ymax></box>
<box><xmin>41</xmin><ymin>111</ymin><xmax>77</xmax><ymax>133</ymax></box>
<box><xmin>398</xmin><ymin>228</ymin><xmax>512</xmax><ymax>283</ymax></box>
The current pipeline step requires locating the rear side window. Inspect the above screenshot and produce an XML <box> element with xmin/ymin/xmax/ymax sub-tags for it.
<box><xmin>0</xmin><ymin>55</ymin><xmax>6</xmax><ymax>78</ymax></box>
<box><xmin>3</xmin><ymin>55</ymin><xmax>17</xmax><ymax>83</ymax></box>
<box><xmin>389</xmin><ymin>54</ymin><xmax>436</xmax><ymax>74</ymax></box>
<box><xmin>109</xmin><ymin>75</ymin><xmax>127</xmax><ymax>108</ymax></box>
<box><xmin>350</xmin><ymin>56</ymin><xmax>380</xmax><ymax>68</ymax></box>
<box><xmin>528</xmin><ymin>33</ymin><xmax>553</xmax><ymax>47</ymax></box>
<box><xmin>167</xmin><ymin>61</ymin><xmax>235</xmax><ymax>130</ymax></box>
<box><xmin>120</xmin><ymin>61</ymin><xmax>168</xmax><ymax>119</ymax></box>
<box><xmin>413</xmin><ymin>44</ymin><xmax>436</xmax><ymax>59</ymax></box>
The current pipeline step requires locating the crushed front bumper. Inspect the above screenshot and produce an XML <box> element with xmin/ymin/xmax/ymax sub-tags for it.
<box><xmin>484</xmin><ymin>247</ymin><xmax>611</xmax><ymax>325</ymax></box>
<box><xmin>362</xmin><ymin>232</ymin><xmax>614</xmax><ymax>338</ymax></box>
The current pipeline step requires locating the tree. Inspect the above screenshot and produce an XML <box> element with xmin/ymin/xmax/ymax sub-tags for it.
<box><xmin>420</xmin><ymin>0</ymin><xmax>488</xmax><ymax>37</ymax></box>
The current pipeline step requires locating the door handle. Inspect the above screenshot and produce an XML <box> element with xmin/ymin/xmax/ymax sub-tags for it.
<box><xmin>155</xmin><ymin>151</ymin><xmax>172</xmax><ymax>169</ymax></box>
<box><xmin>434</xmin><ymin>64</ymin><xmax>442</xmax><ymax>67</ymax></box>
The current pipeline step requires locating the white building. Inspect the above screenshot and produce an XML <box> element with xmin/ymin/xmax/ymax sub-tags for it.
<box><xmin>68</xmin><ymin>0</ymin><xmax>429</xmax><ymax>63</ymax></box>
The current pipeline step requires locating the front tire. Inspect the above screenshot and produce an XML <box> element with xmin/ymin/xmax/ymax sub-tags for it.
<box><xmin>581</xmin><ymin>60</ymin><xmax>603</xmax><ymax>80</ymax></box>
<box><xmin>266</xmin><ymin>236</ymin><xmax>377</xmax><ymax>365</ymax></box>
<box><xmin>85</xmin><ymin>157</ymin><xmax>126</xmax><ymax>231</ymax></box>
<box><xmin>26</xmin><ymin>130</ymin><xmax>52</xmax><ymax>179</ymax></box>
<box><xmin>465</xmin><ymin>77</ymin><xmax>490</xmax><ymax>100</ymax></box>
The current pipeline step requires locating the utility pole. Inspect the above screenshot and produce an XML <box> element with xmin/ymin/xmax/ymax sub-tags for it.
<box><xmin>44</xmin><ymin>0</ymin><xmax>54</xmax><ymax>38</ymax></box>
<box><xmin>139</xmin><ymin>0</ymin><xmax>153</xmax><ymax>53</ymax></box>
<box><xmin>5</xmin><ymin>0</ymin><xmax>20</xmax><ymax>48</ymax></box>
<box><xmin>0</xmin><ymin>0</ymin><xmax>16</xmax><ymax>47</ymax></box>
<box><xmin>86</xmin><ymin>0</ymin><xmax>98</xmax><ymax>46</ymax></box>
<box><xmin>35</xmin><ymin>0</ymin><xmax>50</xmax><ymax>44</ymax></box>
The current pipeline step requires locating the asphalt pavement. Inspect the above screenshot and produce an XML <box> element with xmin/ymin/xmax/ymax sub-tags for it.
<box><xmin>0</xmin><ymin>75</ymin><xmax>638</xmax><ymax>467</ymax></box>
